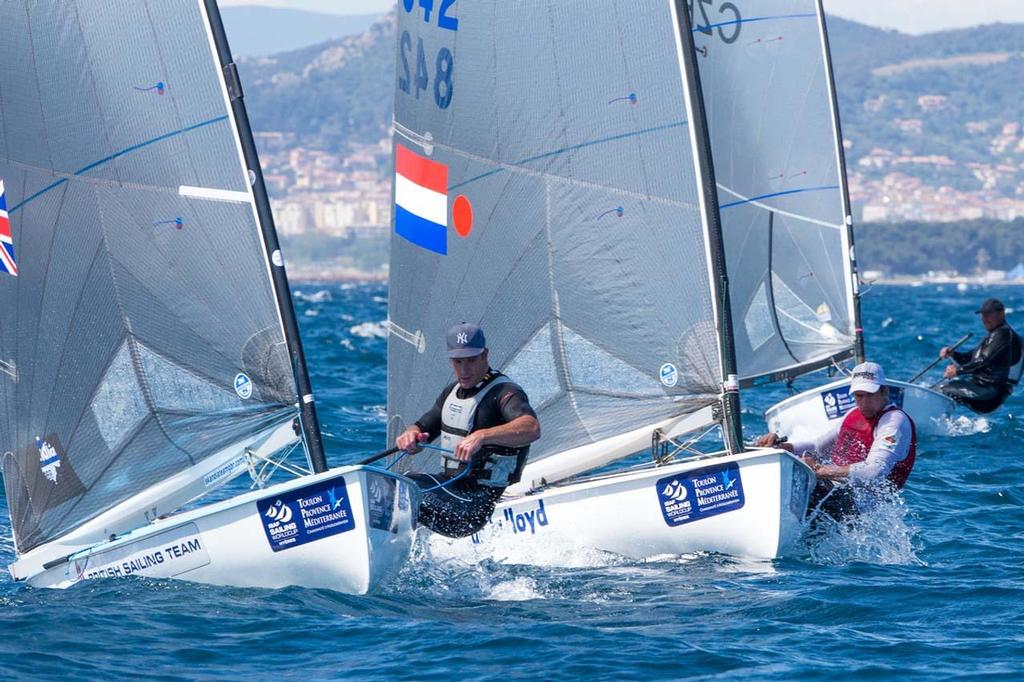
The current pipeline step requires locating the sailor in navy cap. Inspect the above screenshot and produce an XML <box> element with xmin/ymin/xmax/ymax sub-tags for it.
<box><xmin>395</xmin><ymin>323</ymin><xmax>541</xmax><ymax>537</ymax></box>
<box><xmin>937</xmin><ymin>298</ymin><xmax>1023</xmax><ymax>413</ymax></box>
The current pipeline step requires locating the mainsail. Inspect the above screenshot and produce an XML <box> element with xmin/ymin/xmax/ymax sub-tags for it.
<box><xmin>693</xmin><ymin>0</ymin><xmax>860</xmax><ymax>384</ymax></box>
<box><xmin>387</xmin><ymin>1</ymin><xmax>739</xmax><ymax>475</ymax></box>
<box><xmin>0</xmin><ymin>1</ymin><xmax>313</xmax><ymax>553</ymax></box>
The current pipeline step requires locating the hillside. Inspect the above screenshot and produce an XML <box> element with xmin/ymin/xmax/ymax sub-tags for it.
<box><xmin>241</xmin><ymin>14</ymin><xmax>1024</xmax><ymax>206</ymax></box>
<box><xmin>222</xmin><ymin>7</ymin><xmax>380</xmax><ymax>57</ymax></box>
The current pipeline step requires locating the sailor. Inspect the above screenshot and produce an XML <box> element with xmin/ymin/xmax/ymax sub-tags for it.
<box><xmin>395</xmin><ymin>323</ymin><xmax>541</xmax><ymax>538</ymax></box>
<box><xmin>936</xmin><ymin>298</ymin><xmax>1023</xmax><ymax>414</ymax></box>
<box><xmin>755</xmin><ymin>362</ymin><xmax>916</xmax><ymax>520</ymax></box>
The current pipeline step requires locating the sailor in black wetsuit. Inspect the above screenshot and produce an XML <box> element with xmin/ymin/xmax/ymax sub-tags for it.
<box><xmin>395</xmin><ymin>323</ymin><xmax>541</xmax><ymax>538</ymax></box>
<box><xmin>937</xmin><ymin>298</ymin><xmax>1024</xmax><ymax>413</ymax></box>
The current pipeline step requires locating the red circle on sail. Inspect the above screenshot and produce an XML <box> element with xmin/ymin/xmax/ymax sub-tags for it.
<box><xmin>453</xmin><ymin>195</ymin><xmax>473</xmax><ymax>237</ymax></box>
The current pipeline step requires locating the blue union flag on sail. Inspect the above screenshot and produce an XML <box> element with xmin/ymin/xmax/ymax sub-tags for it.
<box><xmin>0</xmin><ymin>179</ymin><xmax>17</xmax><ymax>277</ymax></box>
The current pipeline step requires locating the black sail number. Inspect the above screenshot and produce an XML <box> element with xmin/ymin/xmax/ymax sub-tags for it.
<box><xmin>689</xmin><ymin>0</ymin><xmax>742</xmax><ymax>44</ymax></box>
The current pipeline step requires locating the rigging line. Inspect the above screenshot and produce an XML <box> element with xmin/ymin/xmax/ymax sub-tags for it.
<box><xmin>693</xmin><ymin>13</ymin><xmax>817</xmax><ymax>34</ymax></box>
<box><xmin>716</xmin><ymin>186</ymin><xmax>843</xmax><ymax>231</ymax></box>
<box><xmin>8</xmin><ymin>115</ymin><xmax>230</xmax><ymax>214</ymax></box>
<box><xmin>718</xmin><ymin>184</ymin><xmax>839</xmax><ymax>211</ymax></box>
<box><xmin>449</xmin><ymin>120</ymin><xmax>688</xmax><ymax>191</ymax></box>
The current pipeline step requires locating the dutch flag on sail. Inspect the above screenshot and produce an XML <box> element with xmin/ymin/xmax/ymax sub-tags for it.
<box><xmin>394</xmin><ymin>144</ymin><xmax>449</xmax><ymax>255</ymax></box>
<box><xmin>0</xmin><ymin>179</ymin><xmax>17</xmax><ymax>277</ymax></box>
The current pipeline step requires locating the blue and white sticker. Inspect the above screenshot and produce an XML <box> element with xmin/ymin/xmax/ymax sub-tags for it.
<box><xmin>234</xmin><ymin>372</ymin><xmax>253</xmax><ymax>400</ymax></box>
<box><xmin>656</xmin><ymin>462</ymin><xmax>745</xmax><ymax>527</ymax></box>
<box><xmin>367</xmin><ymin>474</ymin><xmax>397</xmax><ymax>533</ymax></box>
<box><xmin>821</xmin><ymin>386</ymin><xmax>856</xmax><ymax>420</ymax></box>
<box><xmin>36</xmin><ymin>436</ymin><xmax>62</xmax><ymax>484</ymax></box>
<box><xmin>257</xmin><ymin>476</ymin><xmax>356</xmax><ymax>552</ymax></box>
<box><xmin>659</xmin><ymin>363</ymin><xmax>678</xmax><ymax>388</ymax></box>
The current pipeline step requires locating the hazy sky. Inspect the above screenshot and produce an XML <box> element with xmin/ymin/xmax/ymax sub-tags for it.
<box><xmin>218</xmin><ymin>0</ymin><xmax>1024</xmax><ymax>34</ymax></box>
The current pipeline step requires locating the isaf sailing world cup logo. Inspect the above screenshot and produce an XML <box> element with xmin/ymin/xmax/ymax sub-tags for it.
<box><xmin>264</xmin><ymin>499</ymin><xmax>292</xmax><ymax>523</ymax></box>
<box><xmin>662</xmin><ymin>479</ymin><xmax>688</xmax><ymax>503</ymax></box>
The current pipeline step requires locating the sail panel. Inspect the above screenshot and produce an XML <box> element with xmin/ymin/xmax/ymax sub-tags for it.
<box><xmin>388</xmin><ymin>1</ymin><xmax>722</xmax><ymax>468</ymax></box>
<box><xmin>694</xmin><ymin>0</ymin><xmax>854</xmax><ymax>381</ymax></box>
<box><xmin>0</xmin><ymin>0</ymin><xmax>293</xmax><ymax>553</ymax></box>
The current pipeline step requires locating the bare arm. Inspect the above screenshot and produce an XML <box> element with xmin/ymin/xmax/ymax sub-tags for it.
<box><xmin>453</xmin><ymin>415</ymin><xmax>541</xmax><ymax>461</ymax></box>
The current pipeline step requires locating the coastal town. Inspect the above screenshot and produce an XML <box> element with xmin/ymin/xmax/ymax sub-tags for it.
<box><xmin>258</xmin><ymin>110</ymin><xmax>1024</xmax><ymax>280</ymax></box>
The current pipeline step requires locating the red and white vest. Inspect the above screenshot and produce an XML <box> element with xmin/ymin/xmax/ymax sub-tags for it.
<box><xmin>831</xmin><ymin>405</ymin><xmax>917</xmax><ymax>489</ymax></box>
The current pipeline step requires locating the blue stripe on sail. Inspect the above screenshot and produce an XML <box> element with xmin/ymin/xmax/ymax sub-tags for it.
<box><xmin>719</xmin><ymin>185</ymin><xmax>839</xmax><ymax>210</ymax></box>
<box><xmin>693</xmin><ymin>13</ymin><xmax>817</xmax><ymax>33</ymax></box>
<box><xmin>9</xmin><ymin>115</ymin><xmax>230</xmax><ymax>214</ymax></box>
<box><xmin>395</xmin><ymin>205</ymin><xmax>447</xmax><ymax>255</ymax></box>
<box><xmin>450</xmin><ymin>121</ymin><xmax>688</xmax><ymax>191</ymax></box>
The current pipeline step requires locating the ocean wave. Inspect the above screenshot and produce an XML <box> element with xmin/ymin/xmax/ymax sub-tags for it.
<box><xmin>349</xmin><ymin>321</ymin><xmax>388</xmax><ymax>339</ymax></box>
<box><xmin>294</xmin><ymin>289</ymin><xmax>333</xmax><ymax>303</ymax></box>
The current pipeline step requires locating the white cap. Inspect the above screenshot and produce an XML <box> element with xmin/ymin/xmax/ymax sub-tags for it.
<box><xmin>849</xmin><ymin>361</ymin><xmax>886</xmax><ymax>394</ymax></box>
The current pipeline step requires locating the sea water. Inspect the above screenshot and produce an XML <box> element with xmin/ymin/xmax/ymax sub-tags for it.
<box><xmin>1</xmin><ymin>283</ymin><xmax>1021</xmax><ymax>680</ymax></box>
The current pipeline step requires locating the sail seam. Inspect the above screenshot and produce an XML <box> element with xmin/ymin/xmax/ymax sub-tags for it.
<box><xmin>544</xmin><ymin>179</ymin><xmax>589</xmax><ymax>442</ymax></box>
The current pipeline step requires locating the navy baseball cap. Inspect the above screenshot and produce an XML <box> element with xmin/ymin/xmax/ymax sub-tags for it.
<box><xmin>446</xmin><ymin>323</ymin><xmax>486</xmax><ymax>358</ymax></box>
<box><xmin>976</xmin><ymin>298</ymin><xmax>1005</xmax><ymax>314</ymax></box>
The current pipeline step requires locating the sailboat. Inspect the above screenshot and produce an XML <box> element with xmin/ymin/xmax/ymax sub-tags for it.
<box><xmin>726</xmin><ymin>3</ymin><xmax>959</xmax><ymax>440</ymax></box>
<box><xmin>0</xmin><ymin>0</ymin><xmax>416</xmax><ymax>593</ymax></box>
<box><xmin>386</xmin><ymin>0</ymin><xmax>814</xmax><ymax>560</ymax></box>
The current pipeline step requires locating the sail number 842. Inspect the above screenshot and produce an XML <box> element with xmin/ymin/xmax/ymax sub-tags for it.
<box><xmin>399</xmin><ymin>31</ymin><xmax>454</xmax><ymax>110</ymax></box>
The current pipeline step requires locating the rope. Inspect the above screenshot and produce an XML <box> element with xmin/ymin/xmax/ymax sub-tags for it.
<box><xmin>414</xmin><ymin>442</ymin><xmax>475</xmax><ymax>496</ymax></box>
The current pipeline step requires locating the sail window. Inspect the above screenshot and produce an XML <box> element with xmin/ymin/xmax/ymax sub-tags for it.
<box><xmin>502</xmin><ymin>323</ymin><xmax>561</xmax><ymax>407</ymax></box>
<box><xmin>91</xmin><ymin>341</ymin><xmax>149</xmax><ymax>450</ymax></box>
<box><xmin>744</xmin><ymin>281</ymin><xmax>775</xmax><ymax>352</ymax></box>
<box><xmin>771</xmin><ymin>274</ymin><xmax>836</xmax><ymax>345</ymax></box>
<box><xmin>562</xmin><ymin>326</ymin><xmax>661</xmax><ymax>396</ymax></box>
<box><xmin>137</xmin><ymin>344</ymin><xmax>240</xmax><ymax>413</ymax></box>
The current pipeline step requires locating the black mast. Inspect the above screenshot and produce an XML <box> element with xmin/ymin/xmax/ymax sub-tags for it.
<box><xmin>202</xmin><ymin>0</ymin><xmax>329</xmax><ymax>473</ymax></box>
<box><xmin>671</xmin><ymin>1</ymin><xmax>745</xmax><ymax>454</ymax></box>
<box><xmin>817</xmin><ymin>0</ymin><xmax>865</xmax><ymax>363</ymax></box>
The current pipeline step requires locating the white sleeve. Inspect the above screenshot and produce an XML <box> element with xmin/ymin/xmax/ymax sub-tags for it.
<box><xmin>848</xmin><ymin>411</ymin><xmax>912</xmax><ymax>482</ymax></box>
<box><xmin>789</xmin><ymin>419</ymin><xmax>842</xmax><ymax>460</ymax></box>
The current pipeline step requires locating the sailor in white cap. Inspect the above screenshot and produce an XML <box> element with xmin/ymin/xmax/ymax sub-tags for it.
<box><xmin>755</xmin><ymin>362</ymin><xmax>917</xmax><ymax>519</ymax></box>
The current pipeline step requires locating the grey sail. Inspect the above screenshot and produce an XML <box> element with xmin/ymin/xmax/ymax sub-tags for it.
<box><xmin>387</xmin><ymin>1</ymin><xmax>729</xmax><ymax>471</ymax></box>
<box><xmin>693</xmin><ymin>0</ymin><xmax>857</xmax><ymax>384</ymax></box>
<box><xmin>0</xmin><ymin>1</ymin><xmax>298</xmax><ymax>553</ymax></box>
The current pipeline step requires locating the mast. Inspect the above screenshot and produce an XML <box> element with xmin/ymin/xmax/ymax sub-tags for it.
<box><xmin>201</xmin><ymin>0</ymin><xmax>328</xmax><ymax>473</ymax></box>
<box><xmin>817</xmin><ymin>0</ymin><xmax>865</xmax><ymax>363</ymax></box>
<box><xmin>670</xmin><ymin>0</ymin><xmax>744</xmax><ymax>454</ymax></box>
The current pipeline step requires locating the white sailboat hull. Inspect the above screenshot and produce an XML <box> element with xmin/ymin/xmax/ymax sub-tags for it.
<box><xmin>435</xmin><ymin>449</ymin><xmax>812</xmax><ymax>562</ymax></box>
<box><xmin>9</xmin><ymin>466</ymin><xmax>418</xmax><ymax>595</ymax></box>
<box><xmin>764</xmin><ymin>377</ymin><xmax>958</xmax><ymax>441</ymax></box>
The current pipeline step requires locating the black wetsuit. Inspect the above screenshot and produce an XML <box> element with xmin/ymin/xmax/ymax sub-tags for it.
<box><xmin>938</xmin><ymin>322</ymin><xmax>1023</xmax><ymax>413</ymax></box>
<box><xmin>408</xmin><ymin>370</ymin><xmax>536</xmax><ymax>538</ymax></box>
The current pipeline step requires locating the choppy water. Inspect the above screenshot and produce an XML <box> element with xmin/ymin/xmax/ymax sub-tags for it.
<box><xmin>1</xmin><ymin>283</ymin><xmax>1022</xmax><ymax>680</ymax></box>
